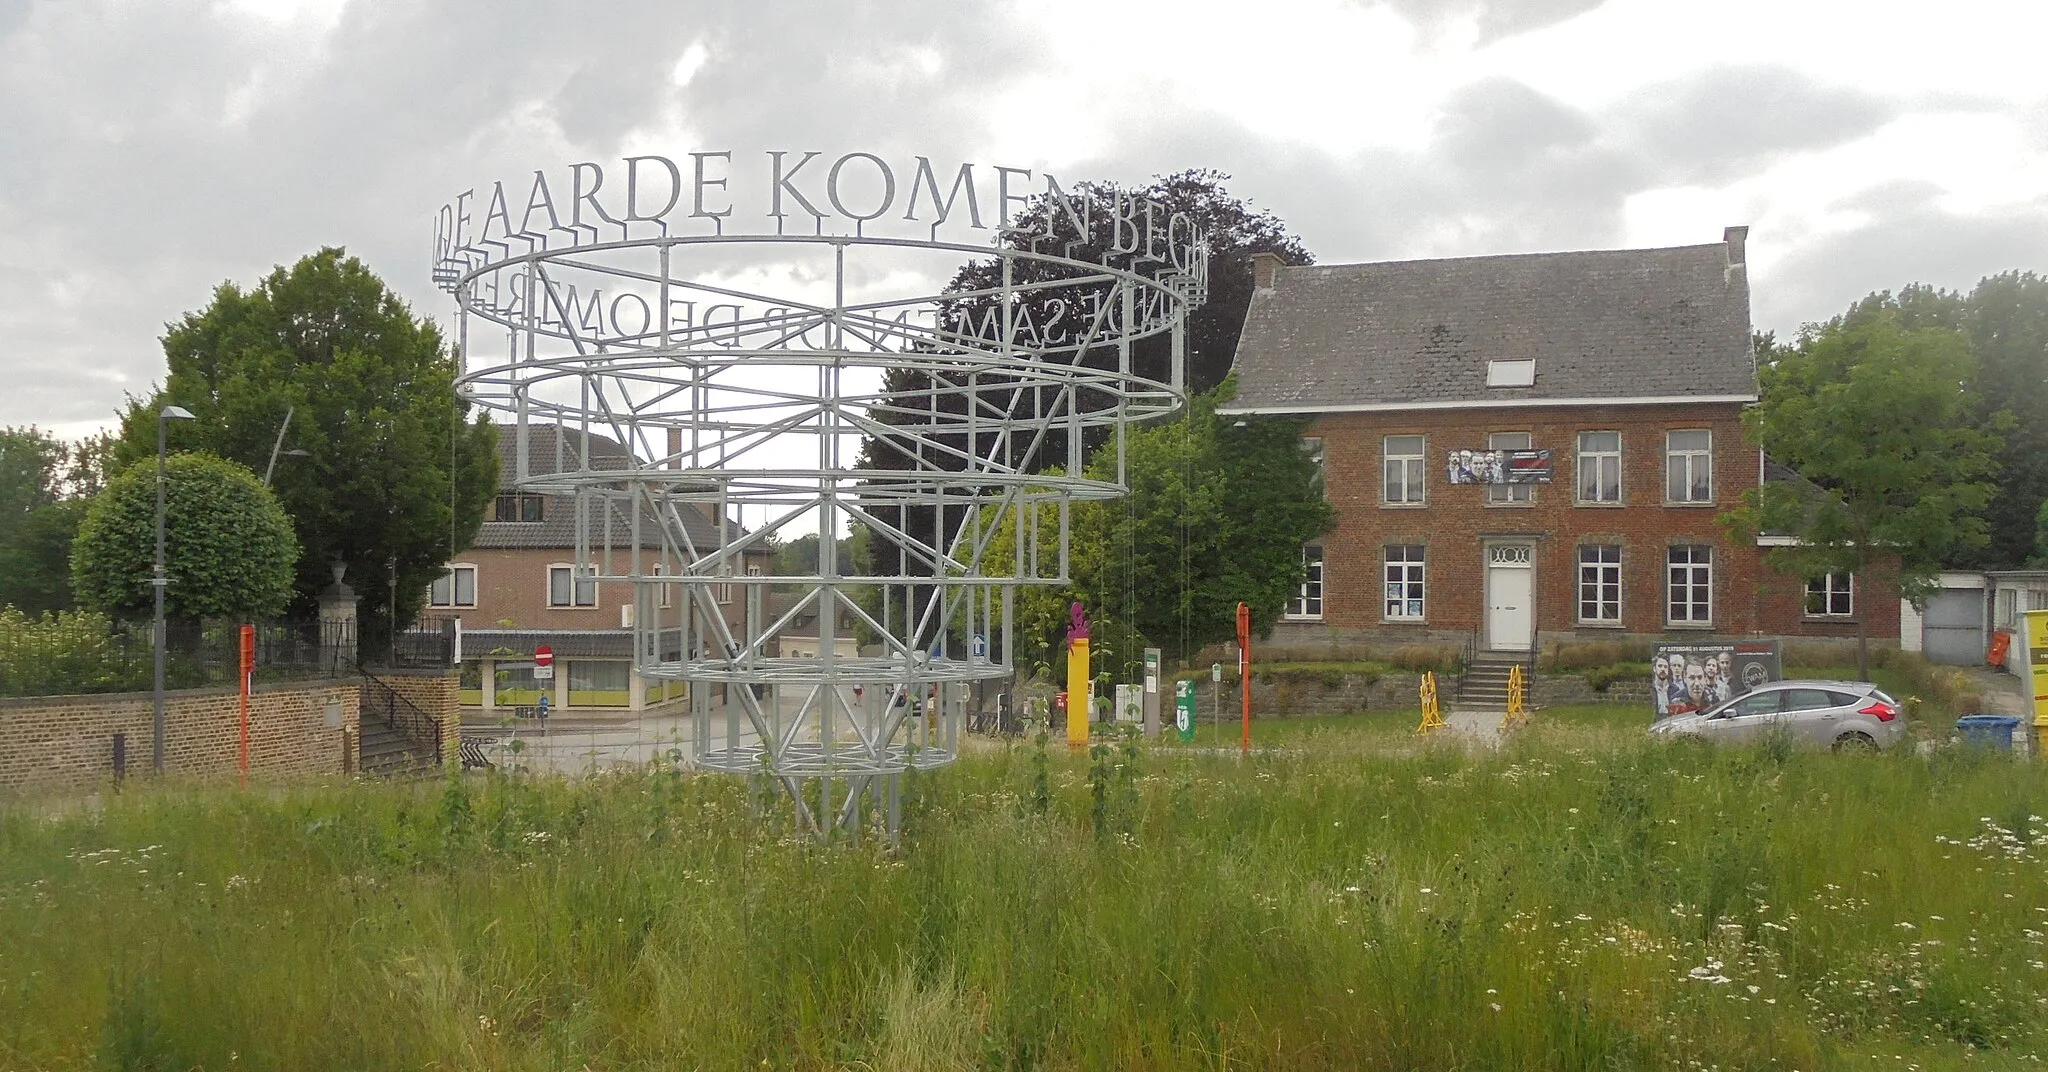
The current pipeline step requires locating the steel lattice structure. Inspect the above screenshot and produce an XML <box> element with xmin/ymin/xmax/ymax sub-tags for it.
<box><xmin>438</xmin><ymin>159</ymin><xmax>1204</xmax><ymax>833</ymax></box>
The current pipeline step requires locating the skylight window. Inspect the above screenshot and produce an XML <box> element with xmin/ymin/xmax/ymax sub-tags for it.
<box><xmin>1486</xmin><ymin>359</ymin><xmax>1535</xmax><ymax>387</ymax></box>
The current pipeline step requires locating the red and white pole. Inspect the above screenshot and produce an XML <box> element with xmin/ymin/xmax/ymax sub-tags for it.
<box><xmin>1236</xmin><ymin>602</ymin><xmax>1251</xmax><ymax>756</ymax></box>
<box><xmin>238</xmin><ymin>623</ymin><xmax>255</xmax><ymax>786</ymax></box>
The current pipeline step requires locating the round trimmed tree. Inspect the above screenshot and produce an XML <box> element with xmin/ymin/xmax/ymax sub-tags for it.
<box><xmin>72</xmin><ymin>452</ymin><xmax>298</xmax><ymax>622</ymax></box>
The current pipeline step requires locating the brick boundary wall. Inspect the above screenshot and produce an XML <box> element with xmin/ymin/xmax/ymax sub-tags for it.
<box><xmin>0</xmin><ymin>679</ymin><xmax>362</xmax><ymax>794</ymax></box>
<box><xmin>373</xmin><ymin>670</ymin><xmax>461</xmax><ymax>767</ymax></box>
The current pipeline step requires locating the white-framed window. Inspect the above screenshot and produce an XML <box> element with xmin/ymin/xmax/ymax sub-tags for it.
<box><xmin>1487</xmin><ymin>431</ymin><xmax>1533</xmax><ymax>504</ymax></box>
<box><xmin>1288</xmin><ymin>546</ymin><xmax>1324</xmax><ymax>619</ymax></box>
<box><xmin>1383</xmin><ymin>435</ymin><xmax>1425</xmax><ymax>504</ymax></box>
<box><xmin>1667</xmin><ymin>545</ymin><xmax>1712</xmax><ymax>624</ymax></box>
<box><xmin>1806</xmin><ymin>573</ymin><xmax>1853</xmax><ymax>617</ymax></box>
<box><xmin>548</xmin><ymin>564</ymin><xmax>598</xmax><ymax>608</ymax></box>
<box><xmin>1577</xmin><ymin>431</ymin><xmax>1621</xmax><ymax>503</ymax></box>
<box><xmin>652</xmin><ymin>562</ymin><xmax>672</xmax><ymax>608</ymax></box>
<box><xmin>428</xmin><ymin>564</ymin><xmax>476</xmax><ymax>608</ymax></box>
<box><xmin>567</xmin><ymin>659</ymin><xmax>630</xmax><ymax>695</ymax></box>
<box><xmin>1384</xmin><ymin>544</ymin><xmax>1425</xmax><ymax>620</ymax></box>
<box><xmin>1302</xmin><ymin>437</ymin><xmax>1325</xmax><ymax>495</ymax></box>
<box><xmin>1666</xmin><ymin>430</ymin><xmax>1713</xmax><ymax>503</ymax></box>
<box><xmin>1577</xmin><ymin>545</ymin><xmax>1621</xmax><ymax>623</ymax></box>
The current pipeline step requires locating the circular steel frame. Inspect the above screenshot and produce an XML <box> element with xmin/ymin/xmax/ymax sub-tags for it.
<box><xmin>446</xmin><ymin>231</ymin><xmax>1195</xmax><ymax>832</ymax></box>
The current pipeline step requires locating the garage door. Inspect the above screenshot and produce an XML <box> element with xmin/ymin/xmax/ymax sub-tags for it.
<box><xmin>1923</xmin><ymin>588</ymin><xmax>1986</xmax><ymax>665</ymax></box>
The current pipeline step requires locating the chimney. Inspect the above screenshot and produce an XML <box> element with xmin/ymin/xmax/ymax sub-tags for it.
<box><xmin>1723</xmin><ymin>225</ymin><xmax>1749</xmax><ymax>271</ymax></box>
<box><xmin>1249</xmin><ymin>251</ymin><xmax>1285</xmax><ymax>292</ymax></box>
<box><xmin>666</xmin><ymin>425</ymin><xmax>682</xmax><ymax>470</ymax></box>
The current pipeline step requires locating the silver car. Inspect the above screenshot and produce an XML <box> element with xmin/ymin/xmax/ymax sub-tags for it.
<box><xmin>1648</xmin><ymin>679</ymin><xmax>1907</xmax><ymax>751</ymax></box>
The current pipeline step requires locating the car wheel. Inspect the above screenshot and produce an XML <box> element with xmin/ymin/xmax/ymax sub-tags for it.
<box><xmin>1832</xmin><ymin>731</ymin><xmax>1877</xmax><ymax>753</ymax></box>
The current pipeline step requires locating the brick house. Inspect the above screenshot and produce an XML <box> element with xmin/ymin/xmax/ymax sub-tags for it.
<box><xmin>1219</xmin><ymin>227</ymin><xmax>1898</xmax><ymax>655</ymax></box>
<box><xmin>428</xmin><ymin>424</ymin><xmax>763</xmax><ymax>714</ymax></box>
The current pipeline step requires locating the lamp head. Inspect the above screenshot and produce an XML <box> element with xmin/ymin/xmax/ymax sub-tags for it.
<box><xmin>283</xmin><ymin>448</ymin><xmax>311</xmax><ymax>458</ymax></box>
<box><xmin>161</xmin><ymin>405</ymin><xmax>196</xmax><ymax>421</ymax></box>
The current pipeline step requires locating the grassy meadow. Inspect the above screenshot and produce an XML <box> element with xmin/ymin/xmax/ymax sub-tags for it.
<box><xmin>3</xmin><ymin>714</ymin><xmax>2046</xmax><ymax>1070</ymax></box>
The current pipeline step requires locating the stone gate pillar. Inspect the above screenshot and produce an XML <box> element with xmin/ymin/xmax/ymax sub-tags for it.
<box><xmin>318</xmin><ymin>561</ymin><xmax>359</xmax><ymax>672</ymax></box>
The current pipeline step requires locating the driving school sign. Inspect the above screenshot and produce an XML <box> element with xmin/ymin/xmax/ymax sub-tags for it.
<box><xmin>1652</xmin><ymin>641</ymin><xmax>1780</xmax><ymax>720</ymax></box>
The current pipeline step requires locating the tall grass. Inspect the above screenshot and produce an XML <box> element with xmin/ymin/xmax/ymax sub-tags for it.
<box><xmin>2</xmin><ymin>732</ymin><xmax>2044</xmax><ymax>1069</ymax></box>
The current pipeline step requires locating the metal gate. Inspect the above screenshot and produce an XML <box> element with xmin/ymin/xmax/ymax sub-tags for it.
<box><xmin>1923</xmin><ymin>587</ymin><xmax>1986</xmax><ymax>665</ymax></box>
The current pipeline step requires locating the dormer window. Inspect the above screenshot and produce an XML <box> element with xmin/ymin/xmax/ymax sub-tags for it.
<box><xmin>493</xmin><ymin>492</ymin><xmax>546</xmax><ymax>522</ymax></box>
<box><xmin>1486</xmin><ymin>359</ymin><xmax>1535</xmax><ymax>387</ymax></box>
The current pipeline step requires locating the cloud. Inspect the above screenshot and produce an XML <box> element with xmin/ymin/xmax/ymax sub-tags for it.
<box><xmin>0</xmin><ymin>0</ymin><xmax>1049</xmax><ymax>427</ymax></box>
<box><xmin>1613</xmin><ymin>64</ymin><xmax>1899</xmax><ymax>186</ymax></box>
<box><xmin>0</xmin><ymin>0</ymin><xmax>2041</xmax><ymax>434</ymax></box>
<box><xmin>1363</xmin><ymin>0</ymin><xmax>1608</xmax><ymax>43</ymax></box>
<box><xmin>1072</xmin><ymin>75</ymin><xmax>1641</xmax><ymax>262</ymax></box>
<box><xmin>1756</xmin><ymin>184</ymin><xmax>2048</xmax><ymax>333</ymax></box>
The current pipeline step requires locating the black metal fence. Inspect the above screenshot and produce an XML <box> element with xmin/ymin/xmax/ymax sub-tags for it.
<box><xmin>386</xmin><ymin>615</ymin><xmax>457</xmax><ymax>670</ymax></box>
<box><xmin>0</xmin><ymin>617</ymin><xmax>357</xmax><ymax>698</ymax></box>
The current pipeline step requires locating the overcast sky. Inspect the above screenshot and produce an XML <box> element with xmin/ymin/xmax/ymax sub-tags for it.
<box><xmin>2</xmin><ymin>0</ymin><xmax>2043</xmax><ymax>440</ymax></box>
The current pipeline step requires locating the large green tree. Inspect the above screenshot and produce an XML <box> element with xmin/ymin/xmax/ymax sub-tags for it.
<box><xmin>0</xmin><ymin>427</ymin><xmax>104</xmax><ymax>615</ymax></box>
<box><xmin>113</xmin><ymin>248</ymin><xmax>498</xmax><ymax>649</ymax></box>
<box><xmin>1826</xmin><ymin>272</ymin><xmax>2048</xmax><ymax>569</ymax></box>
<box><xmin>855</xmin><ymin>172</ymin><xmax>1316</xmax><ymax>645</ymax></box>
<box><xmin>939</xmin><ymin>169</ymin><xmax>1315</xmax><ymax>396</ymax></box>
<box><xmin>0</xmin><ymin>427</ymin><xmax>65</xmax><ymax>528</ymax></box>
<box><xmin>1725</xmin><ymin>311</ymin><xmax>2003</xmax><ymax>678</ymax></box>
<box><xmin>982</xmin><ymin>379</ymin><xmax>1333</xmax><ymax>674</ymax></box>
<box><xmin>1961</xmin><ymin>272</ymin><xmax>2048</xmax><ymax>570</ymax></box>
<box><xmin>0</xmin><ymin>499</ymin><xmax>89</xmax><ymax>616</ymax></box>
<box><xmin>72</xmin><ymin>452</ymin><xmax>298</xmax><ymax>622</ymax></box>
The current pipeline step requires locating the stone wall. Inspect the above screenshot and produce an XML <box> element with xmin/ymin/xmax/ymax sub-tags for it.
<box><xmin>0</xmin><ymin>679</ymin><xmax>361</xmax><ymax>794</ymax></box>
<box><xmin>1179</xmin><ymin>669</ymin><xmax>1651</xmax><ymax>718</ymax></box>
<box><xmin>1530</xmin><ymin>674</ymin><xmax>1653</xmax><ymax>706</ymax></box>
<box><xmin>1184</xmin><ymin>671</ymin><xmax>1456</xmax><ymax>719</ymax></box>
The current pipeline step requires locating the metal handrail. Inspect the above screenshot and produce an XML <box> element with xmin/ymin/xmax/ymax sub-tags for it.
<box><xmin>357</xmin><ymin>667</ymin><xmax>444</xmax><ymax>767</ymax></box>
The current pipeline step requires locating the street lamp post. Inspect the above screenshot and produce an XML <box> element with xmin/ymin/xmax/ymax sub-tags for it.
<box><xmin>262</xmin><ymin>405</ymin><xmax>310</xmax><ymax>487</ymax></box>
<box><xmin>153</xmin><ymin>404</ymin><xmax>196</xmax><ymax>775</ymax></box>
<box><xmin>263</xmin><ymin>448</ymin><xmax>309</xmax><ymax>488</ymax></box>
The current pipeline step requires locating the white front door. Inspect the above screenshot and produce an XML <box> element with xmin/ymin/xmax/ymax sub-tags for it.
<box><xmin>1486</xmin><ymin>544</ymin><xmax>1535</xmax><ymax>651</ymax></box>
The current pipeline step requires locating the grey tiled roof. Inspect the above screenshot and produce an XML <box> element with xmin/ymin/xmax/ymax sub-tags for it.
<box><xmin>472</xmin><ymin>424</ymin><xmax>731</xmax><ymax>551</ymax></box>
<box><xmin>462</xmin><ymin>628</ymin><xmax>634</xmax><ymax>659</ymax></box>
<box><xmin>1222</xmin><ymin>241</ymin><xmax>1756</xmax><ymax>413</ymax></box>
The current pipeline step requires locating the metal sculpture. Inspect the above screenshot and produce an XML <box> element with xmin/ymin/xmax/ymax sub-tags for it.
<box><xmin>434</xmin><ymin>151</ymin><xmax>1205</xmax><ymax>833</ymax></box>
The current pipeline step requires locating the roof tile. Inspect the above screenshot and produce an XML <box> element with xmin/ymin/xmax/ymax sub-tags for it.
<box><xmin>1224</xmin><ymin>241</ymin><xmax>1756</xmax><ymax>412</ymax></box>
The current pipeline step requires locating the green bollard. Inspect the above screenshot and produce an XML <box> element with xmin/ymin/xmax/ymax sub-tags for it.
<box><xmin>1174</xmin><ymin>679</ymin><xmax>1197</xmax><ymax>742</ymax></box>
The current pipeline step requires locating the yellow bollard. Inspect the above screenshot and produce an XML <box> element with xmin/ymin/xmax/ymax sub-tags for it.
<box><xmin>1067</xmin><ymin>635</ymin><xmax>1091</xmax><ymax>747</ymax></box>
<box><xmin>1415</xmin><ymin>671</ymin><xmax>1446</xmax><ymax>735</ymax></box>
<box><xmin>1499</xmin><ymin>664</ymin><xmax>1529</xmax><ymax>733</ymax></box>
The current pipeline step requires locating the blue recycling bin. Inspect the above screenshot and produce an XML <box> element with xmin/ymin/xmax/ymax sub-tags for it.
<box><xmin>1955</xmin><ymin>714</ymin><xmax>2022</xmax><ymax>750</ymax></box>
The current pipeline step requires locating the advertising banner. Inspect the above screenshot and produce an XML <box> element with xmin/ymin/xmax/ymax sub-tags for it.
<box><xmin>1447</xmin><ymin>448</ymin><xmax>1554</xmax><ymax>485</ymax></box>
<box><xmin>1652</xmin><ymin>641</ymin><xmax>1782</xmax><ymax>719</ymax></box>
